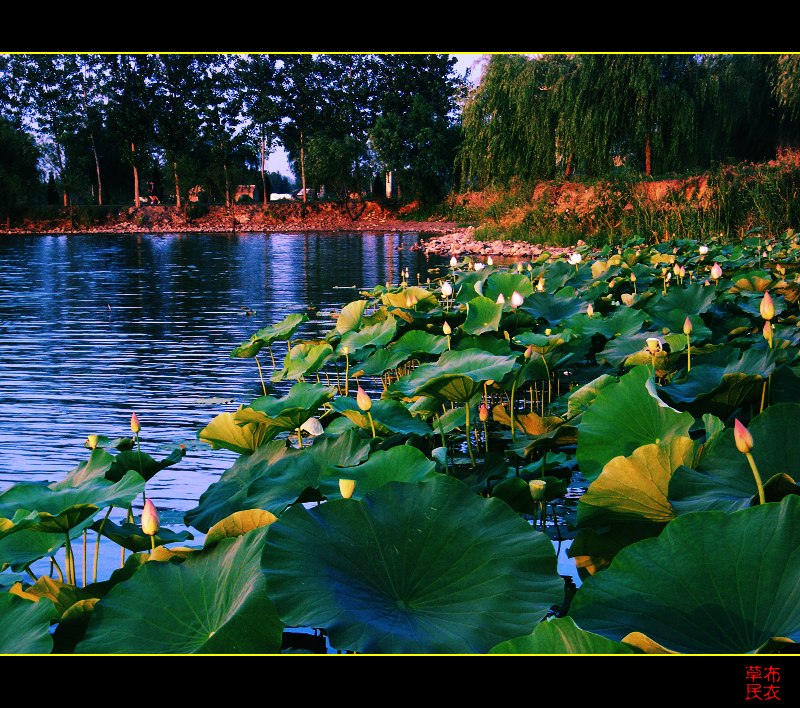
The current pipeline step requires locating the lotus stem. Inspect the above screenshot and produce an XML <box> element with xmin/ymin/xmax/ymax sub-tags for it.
<box><xmin>254</xmin><ymin>355</ymin><xmax>267</xmax><ymax>396</ymax></box>
<box><xmin>344</xmin><ymin>352</ymin><xmax>350</xmax><ymax>397</ymax></box>
<box><xmin>93</xmin><ymin>506</ymin><xmax>113</xmax><ymax>584</ymax></box>
<box><xmin>367</xmin><ymin>411</ymin><xmax>377</xmax><ymax>439</ymax></box>
<box><xmin>135</xmin><ymin>436</ymin><xmax>145</xmax><ymax>508</ymax></box>
<box><xmin>745</xmin><ymin>451</ymin><xmax>766</xmax><ymax>505</ymax></box>
<box><xmin>436</xmin><ymin>414</ymin><xmax>449</xmax><ymax>475</ymax></box>
<box><xmin>64</xmin><ymin>531</ymin><xmax>75</xmax><ymax>585</ymax></box>
<box><xmin>297</xmin><ymin>429</ymin><xmax>303</xmax><ymax>448</ymax></box>
<box><xmin>509</xmin><ymin>379</ymin><xmax>517</xmax><ymax>441</ymax></box>
<box><xmin>464</xmin><ymin>402</ymin><xmax>476</xmax><ymax>468</ymax></box>
<box><xmin>151</xmin><ymin>535</ymin><xmax>156</xmax><ymax>554</ymax></box>
<box><xmin>268</xmin><ymin>346</ymin><xmax>276</xmax><ymax>369</ymax></box>
<box><xmin>25</xmin><ymin>567</ymin><xmax>37</xmax><ymax>582</ymax></box>
<box><xmin>529</xmin><ymin>385</ymin><xmax>534</xmax><ymax>413</ymax></box>
<box><xmin>82</xmin><ymin>530</ymin><xmax>87</xmax><ymax>588</ymax></box>
<box><xmin>686</xmin><ymin>333</ymin><xmax>691</xmax><ymax>372</ymax></box>
<box><xmin>51</xmin><ymin>555</ymin><xmax>64</xmax><ymax>583</ymax></box>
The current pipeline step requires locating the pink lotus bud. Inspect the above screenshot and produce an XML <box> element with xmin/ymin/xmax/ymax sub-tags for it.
<box><xmin>141</xmin><ymin>499</ymin><xmax>160</xmax><ymax>536</ymax></box>
<box><xmin>763</xmin><ymin>321</ymin><xmax>773</xmax><ymax>341</ymax></box>
<box><xmin>87</xmin><ymin>434</ymin><xmax>99</xmax><ymax>450</ymax></box>
<box><xmin>587</xmin><ymin>304</ymin><xmax>594</xmax><ymax>318</ymax></box>
<box><xmin>487</xmin><ymin>256</ymin><xmax>494</xmax><ymax>266</ymax></box>
<box><xmin>450</xmin><ymin>256</ymin><xmax>458</xmax><ymax>268</ymax></box>
<box><xmin>441</xmin><ymin>281</ymin><xmax>453</xmax><ymax>298</ymax></box>
<box><xmin>528</xmin><ymin>479</ymin><xmax>547</xmax><ymax>501</ymax></box>
<box><xmin>356</xmin><ymin>385</ymin><xmax>372</xmax><ymax>412</ymax></box>
<box><xmin>479</xmin><ymin>403</ymin><xmax>489</xmax><ymax>422</ymax></box>
<box><xmin>496</xmin><ymin>293</ymin><xmax>506</xmax><ymax>304</ymax></box>
<box><xmin>568</xmin><ymin>253</ymin><xmax>582</xmax><ymax>265</ymax></box>
<box><xmin>510</xmin><ymin>291</ymin><xmax>524</xmax><ymax>308</ymax></box>
<box><xmin>760</xmin><ymin>291</ymin><xmax>775</xmax><ymax>321</ymax></box>
<box><xmin>683</xmin><ymin>316</ymin><xmax>692</xmax><ymax>335</ymax></box>
<box><xmin>443</xmin><ymin>321</ymin><xmax>452</xmax><ymax>336</ymax></box>
<box><xmin>131</xmin><ymin>412</ymin><xmax>141</xmax><ymax>434</ymax></box>
<box><xmin>524</xmin><ymin>344</ymin><xmax>533</xmax><ymax>359</ymax></box>
<box><xmin>733</xmin><ymin>418</ymin><xmax>754</xmax><ymax>454</ymax></box>
<box><xmin>699</xmin><ymin>245</ymin><xmax>709</xmax><ymax>255</ymax></box>
<box><xmin>710</xmin><ymin>263</ymin><xmax>722</xmax><ymax>281</ymax></box>
<box><xmin>536</xmin><ymin>278</ymin><xmax>545</xmax><ymax>292</ymax></box>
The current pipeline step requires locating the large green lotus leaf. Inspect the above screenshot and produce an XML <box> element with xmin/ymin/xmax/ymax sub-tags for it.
<box><xmin>185</xmin><ymin>440</ymin><xmax>300</xmax><ymax>532</ymax></box>
<box><xmin>463</xmin><ymin>296</ymin><xmax>503</xmax><ymax>335</ymax></box>
<box><xmin>0</xmin><ymin>518</ymin><xmax>94</xmax><ymax>572</ymax></box>
<box><xmin>104</xmin><ymin>447</ymin><xmax>185</xmax><ymax>484</ymax></box>
<box><xmin>577</xmin><ymin>437</ymin><xmax>698</xmax><ymax>528</ymax></box>
<box><xmin>389</xmin><ymin>349</ymin><xmax>517</xmax><ymax>403</ymax></box>
<box><xmin>643</xmin><ymin>282</ymin><xmax>718</xmax><ymax>317</ymax></box>
<box><xmin>186</xmin><ymin>430</ymin><xmax>371</xmax><ymax>532</ymax></box>
<box><xmin>331</xmin><ymin>397</ymin><xmax>432</xmax><ymax>437</ymax></box>
<box><xmin>647</xmin><ymin>309</ymin><xmax>712</xmax><ymax>343</ymax></box>
<box><xmin>490</xmin><ymin>616</ymin><xmax>635</xmax><ymax>654</ymax></box>
<box><xmin>230</xmin><ymin>337</ymin><xmax>264</xmax><ymax>358</ymax></box>
<box><xmin>0</xmin><ymin>510</ymin><xmax>39</xmax><ymax>542</ymax></box>
<box><xmin>491</xmin><ymin>477</ymin><xmax>538</xmax><ymax>516</ymax></box>
<box><xmin>57</xmin><ymin>449</ymin><xmax>115</xmax><ymax>487</ymax></box>
<box><xmin>262</xmin><ymin>476</ymin><xmax>563</xmax><ymax>653</ymax></box>
<box><xmin>567</xmin><ymin>523</ymin><xmax>665</xmax><ymax>577</ymax></box>
<box><xmin>0</xmin><ymin>471</ymin><xmax>146</xmax><ymax>533</ymax></box>
<box><xmin>338</xmin><ymin>315</ymin><xmax>397</xmax><ymax>354</ymax></box>
<box><xmin>661</xmin><ymin>348</ymin><xmax>786</xmax><ymax>417</ymax></box>
<box><xmin>234</xmin><ymin>383</ymin><xmax>336</xmax><ymax>431</ymax></box>
<box><xmin>255</xmin><ymin>313</ymin><xmax>308</xmax><ymax>344</ymax></box>
<box><xmin>520</xmin><ymin>292</ymin><xmax>584</xmax><ymax>325</ymax></box>
<box><xmin>51</xmin><ymin>598</ymin><xmax>100</xmax><ymax>654</ymax></box>
<box><xmin>0</xmin><ymin>593</ymin><xmax>58</xmax><ymax>654</ymax></box>
<box><xmin>567</xmin><ymin>374</ymin><xmax>618</xmax><ymax>418</ymax></box>
<box><xmin>16</xmin><ymin>575</ymin><xmax>94</xmax><ymax>617</ymax></box>
<box><xmin>570</xmin><ymin>496</ymin><xmax>800</xmax><ymax>653</ymax></box>
<box><xmin>356</xmin><ymin>330</ymin><xmax>448</xmax><ymax>376</ymax></box>
<box><xmin>198</xmin><ymin>410</ymin><xmax>274</xmax><ymax>455</ymax></box>
<box><xmin>564</xmin><ymin>307</ymin><xmax>648</xmax><ymax>340</ymax></box>
<box><xmin>669</xmin><ymin>403</ymin><xmax>800</xmax><ymax>514</ymax></box>
<box><xmin>576</xmin><ymin>365</ymin><xmax>694</xmax><ymax>482</ymax></box>
<box><xmin>91</xmin><ymin>519</ymin><xmax>194</xmax><ymax>553</ymax></box>
<box><xmin>453</xmin><ymin>333</ymin><xmax>513</xmax><ymax>355</ymax></box>
<box><xmin>272</xmin><ymin>342</ymin><xmax>334</xmax><ymax>382</ymax></box>
<box><xmin>484</xmin><ymin>272</ymin><xmax>533</xmax><ymax>302</ymax></box>
<box><xmin>318</xmin><ymin>445</ymin><xmax>438</xmax><ymax>500</ymax></box>
<box><xmin>596</xmin><ymin>334</ymin><xmax>655</xmax><ymax>367</ymax></box>
<box><xmin>77</xmin><ymin>527</ymin><xmax>282</xmax><ymax>654</ymax></box>
<box><xmin>452</xmin><ymin>270</ymin><xmax>491</xmax><ymax>304</ymax></box>
<box><xmin>335</xmin><ymin>299</ymin><xmax>367</xmax><ymax>335</ymax></box>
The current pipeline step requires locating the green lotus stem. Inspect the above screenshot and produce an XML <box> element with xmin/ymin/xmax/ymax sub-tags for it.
<box><xmin>436</xmin><ymin>414</ymin><xmax>449</xmax><ymax>475</ymax></box>
<box><xmin>745</xmin><ymin>451</ymin><xmax>766</xmax><ymax>505</ymax></box>
<box><xmin>268</xmin><ymin>346</ymin><xmax>276</xmax><ymax>369</ymax></box>
<box><xmin>135</xmin><ymin>434</ymin><xmax>145</xmax><ymax>508</ymax></box>
<box><xmin>93</xmin><ymin>506</ymin><xmax>113</xmax><ymax>584</ymax></box>
<box><xmin>64</xmin><ymin>531</ymin><xmax>75</xmax><ymax>585</ymax></box>
<box><xmin>150</xmin><ymin>535</ymin><xmax>156</xmax><ymax>554</ymax></box>
<box><xmin>367</xmin><ymin>411</ymin><xmax>377</xmax><ymax>438</ymax></box>
<box><xmin>25</xmin><ymin>567</ymin><xmax>37</xmax><ymax>582</ymax></box>
<box><xmin>483</xmin><ymin>419</ymin><xmax>489</xmax><ymax>454</ymax></box>
<box><xmin>686</xmin><ymin>333</ymin><xmax>691</xmax><ymax>372</ymax></box>
<box><xmin>509</xmin><ymin>379</ymin><xmax>517</xmax><ymax>441</ymax></box>
<box><xmin>51</xmin><ymin>556</ymin><xmax>64</xmax><ymax>583</ymax></box>
<box><xmin>82</xmin><ymin>530</ymin><xmax>87</xmax><ymax>588</ymax></box>
<box><xmin>254</xmin><ymin>355</ymin><xmax>267</xmax><ymax>396</ymax></box>
<box><xmin>344</xmin><ymin>352</ymin><xmax>350</xmax><ymax>397</ymax></box>
<box><xmin>530</xmin><ymin>384</ymin><xmax>534</xmax><ymax>412</ymax></box>
<box><xmin>297</xmin><ymin>429</ymin><xmax>303</xmax><ymax>448</ymax></box>
<box><xmin>446</xmin><ymin>334</ymin><xmax>451</xmax><ymax>350</ymax></box>
<box><xmin>464</xmin><ymin>402</ymin><xmax>476</xmax><ymax>468</ymax></box>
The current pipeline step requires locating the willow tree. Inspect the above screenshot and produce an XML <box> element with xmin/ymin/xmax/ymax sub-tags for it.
<box><xmin>774</xmin><ymin>54</ymin><xmax>800</xmax><ymax>119</ymax></box>
<box><xmin>459</xmin><ymin>54</ymin><xmax>572</xmax><ymax>189</ymax></box>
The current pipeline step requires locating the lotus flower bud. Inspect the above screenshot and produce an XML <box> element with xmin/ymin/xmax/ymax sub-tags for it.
<box><xmin>683</xmin><ymin>316</ymin><xmax>692</xmax><ymax>335</ymax></box>
<box><xmin>528</xmin><ymin>479</ymin><xmax>547</xmax><ymax>501</ymax></box>
<box><xmin>510</xmin><ymin>291</ymin><xmax>524</xmax><ymax>308</ymax></box>
<box><xmin>587</xmin><ymin>304</ymin><xmax>594</xmax><ymax>318</ymax></box>
<box><xmin>441</xmin><ymin>281</ymin><xmax>453</xmax><ymax>297</ymax></box>
<box><xmin>710</xmin><ymin>263</ymin><xmax>722</xmax><ymax>281</ymax></box>
<box><xmin>733</xmin><ymin>418</ymin><xmax>753</xmax><ymax>454</ymax></box>
<box><xmin>763</xmin><ymin>321</ymin><xmax>773</xmax><ymax>341</ymax></box>
<box><xmin>474</xmin><ymin>281</ymin><xmax>483</xmax><ymax>296</ymax></box>
<box><xmin>496</xmin><ymin>293</ymin><xmax>506</xmax><ymax>304</ymax></box>
<box><xmin>645</xmin><ymin>337</ymin><xmax>662</xmax><ymax>355</ymax></box>
<box><xmin>699</xmin><ymin>245</ymin><xmax>709</xmax><ymax>255</ymax></box>
<box><xmin>621</xmin><ymin>293</ymin><xmax>634</xmax><ymax>306</ymax></box>
<box><xmin>356</xmin><ymin>385</ymin><xmax>372</xmax><ymax>412</ymax></box>
<box><xmin>679</xmin><ymin>265</ymin><xmax>686</xmax><ymax>278</ymax></box>
<box><xmin>536</xmin><ymin>277</ymin><xmax>545</xmax><ymax>292</ymax></box>
<box><xmin>341</xmin><ymin>346</ymin><xmax>349</xmax><ymax>356</ymax></box>
<box><xmin>524</xmin><ymin>344</ymin><xmax>533</xmax><ymax>359</ymax></box>
<box><xmin>568</xmin><ymin>253</ymin><xmax>582</xmax><ymax>265</ymax></box>
<box><xmin>527</xmin><ymin>264</ymin><xmax>533</xmax><ymax>272</ymax></box>
<box><xmin>544</xmin><ymin>328</ymin><xmax>552</xmax><ymax>336</ymax></box>
<box><xmin>487</xmin><ymin>256</ymin><xmax>494</xmax><ymax>266</ymax></box>
<box><xmin>450</xmin><ymin>256</ymin><xmax>458</xmax><ymax>268</ymax></box>
<box><xmin>300</xmin><ymin>417</ymin><xmax>324</xmax><ymax>436</ymax></box>
<box><xmin>760</xmin><ymin>291</ymin><xmax>775</xmax><ymax>321</ymax></box>
<box><xmin>517</xmin><ymin>262</ymin><xmax>523</xmax><ymax>273</ymax></box>
<box><xmin>443</xmin><ymin>321</ymin><xmax>452</xmax><ymax>336</ymax></box>
<box><xmin>130</xmin><ymin>412</ymin><xmax>141</xmax><ymax>434</ymax></box>
<box><xmin>406</xmin><ymin>295</ymin><xmax>413</xmax><ymax>308</ymax></box>
<box><xmin>474</xmin><ymin>262</ymin><xmax>485</xmax><ymax>272</ymax></box>
<box><xmin>141</xmin><ymin>499</ymin><xmax>160</xmax><ymax>536</ymax></box>
<box><xmin>87</xmin><ymin>434</ymin><xmax>99</xmax><ymax>449</ymax></box>
<box><xmin>673</xmin><ymin>263</ymin><xmax>681</xmax><ymax>276</ymax></box>
<box><xmin>339</xmin><ymin>479</ymin><xmax>356</xmax><ymax>499</ymax></box>
<box><xmin>630</xmin><ymin>273</ymin><xmax>636</xmax><ymax>282</ymax></box>
<box><xmin>479</xmin><ymin>403</ymin><xmax>489</xmax><ymax>422</ymax></box>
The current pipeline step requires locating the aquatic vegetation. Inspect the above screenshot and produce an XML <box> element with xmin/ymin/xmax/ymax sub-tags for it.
<box><xmin>2</xmin><ymin>231</ymin><xmax>800</xmax><ymax>654</ymax></box>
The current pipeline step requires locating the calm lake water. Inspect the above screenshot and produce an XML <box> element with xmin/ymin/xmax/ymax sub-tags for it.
<box><xmin>0</xmin><ymin>231</ymin><xmax>444</xmax><ymax>518</ymax></box>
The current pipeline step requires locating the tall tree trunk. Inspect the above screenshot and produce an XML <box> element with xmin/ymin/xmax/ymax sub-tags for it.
<box><xmin>131</xmin><ymin>142</ymin><xmax>139</xmax><ymax>207</ymax></box>
<box><xmin>300</xmin><ymin>129</ymin><xmax>307</xmax><ymax>205</ymax></box>
<box><xmin>173</xmin><ymin>161</ymin><xmax>181</xmax><ymax>208</ymax></box>
<box><xmin>565</xmin><ymin>153</ymin><xmax>574</xmax><ymax>179</ymax></box>
<box><xmin>55</xmin><ymin>141</ymin><xmax>68</xmax><ymax>207</ymax></box>
<box><xmin>91</xmin><ymin>133</ymin><xmax>102</xmax><ymax>205</ymax></box>
<box><xmin>645</xmin><ymin>133</ymin><xmax>652</xmax><ymax>177</ymax></box>
<box><xmin>223</xmin><ymin>160</ymin><xmax>230</xmax><ymax>208</ymax></box>
<box><xmin>385</xmin><ymin>170</ymin><xmax>392</xmax><ymax>199</ymax></box>
<box><xmin>261</xmin><ymin>134</ymin><xmax>268</xmax><ymax>206</ymax></box>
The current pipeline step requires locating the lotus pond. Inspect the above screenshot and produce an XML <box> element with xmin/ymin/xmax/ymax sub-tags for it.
<box><xmin>2</xmin><ymin>230</ymin><xmax>800</xmax><ymax>655</ymax></box>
